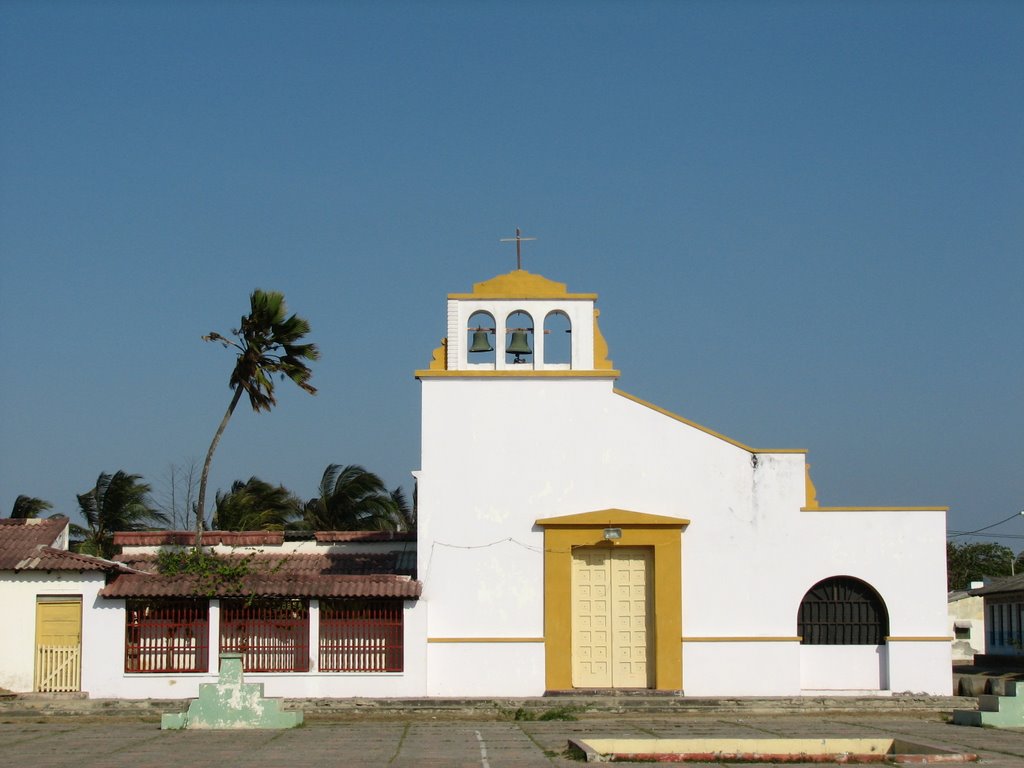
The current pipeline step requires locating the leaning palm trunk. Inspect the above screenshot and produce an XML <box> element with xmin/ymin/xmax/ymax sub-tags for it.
<box><xmin>195</xmin><ymin>385</ymin><xmax>244</xmax><ymax>548</ymax></box>
<box><xmin>195</xmin><ymin>290</ymin><xmax>318</xmax><ymax>549</ymax></box>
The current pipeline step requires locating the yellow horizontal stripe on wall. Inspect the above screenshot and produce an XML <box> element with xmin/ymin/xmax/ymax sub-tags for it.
<box><xmin>427</xmin><ymin>637</ymin><xmax>545</xmax><ymax>643</ymax></box>
<box><xmin>886</xmin><ymin>636</ymin><xmax>953</xmax><ymax>642</ymax></box>
<box><xmin>682</xmin><ymin>637</ymin><xmax>802</xmax><ymax>643</ymax></box>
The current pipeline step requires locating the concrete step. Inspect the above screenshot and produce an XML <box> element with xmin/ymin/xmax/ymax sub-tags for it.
<box><xmin>978</xmin><ymin>694</ymin><xmax>1003</xmax><ymax>712</ymax></box>
<box><xmin>0</xmin><ymin>693</ymin><xmax>975</xmax><ymax>720</ymax></box>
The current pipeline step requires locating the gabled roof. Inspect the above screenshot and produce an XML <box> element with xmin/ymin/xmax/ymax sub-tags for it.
<box><xmin>0</xmin><ymin>517</ymin><xmax>126</xmax><ymax>573</ymax></box>
<box><xmin>100</xmin><ymin>551</ymin><xmax>421</xmax><ymax>600</ymax></box>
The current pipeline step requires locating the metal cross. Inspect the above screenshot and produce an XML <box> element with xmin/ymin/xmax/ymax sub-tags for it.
<box><xmin>500</xmin><ymin>227</ymin><xmax>537</xmax><ymax>270</ymax></box>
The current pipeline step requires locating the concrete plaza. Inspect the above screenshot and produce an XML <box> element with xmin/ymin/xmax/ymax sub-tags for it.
<box><xmin>2</xmin><ymin>710</ymin><xmax>1024</xmax><ymax>767</ymax></box>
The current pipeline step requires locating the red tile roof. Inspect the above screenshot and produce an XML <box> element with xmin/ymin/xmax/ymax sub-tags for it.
<box><xmin>13</xmin><ymin>546</ymin><xmax>129</xmax><ymax>573</ymax></box>
<box><xmin>314</xmin><ymin>531</ymin><xmax>416</xmax><ymax>543</ymax></box>
<box><xmin>100</xmin><ymin>551</ymin><xmax>421</xmax><ymax>599</ymax></box>
<box><xmin>113</xmin><ymin>531</ymin><xmax>285</xmax><ymax>547</ymax></box>
<box><xmin>0</xmin><ymin>517</ymin><xmax>67</xmax><ymax>568</ymax></box>
<box><xmin>0</xmin><ymin>517</ymin><xmax>126</xmax><ymax>572</ymax></box>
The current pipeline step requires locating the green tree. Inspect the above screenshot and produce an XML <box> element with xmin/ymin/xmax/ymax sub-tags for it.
<box><xmin>302</xmin><ymin>464</ymin><xmax>402</xmax><ymax>531</ymax></box>
<box><xmin>75</xmin><ymin>471</ymin><xmax>167</xmax><ymax>558</ymax></box>
<box><xmin>213</xmin><ymin>477</ymin><xmax>301</xmax><ymax>531</ymax></box>
<box><xmin>386</xmin><ymin>485</ymin><xmax>416</xmax><ymax>533</ymax></box>
<box><xmin>947</xmin><ymin>541</ymin><xmax>1018</xmax><ymax>591</ymax></box>
<box><xmin>197</xmin><ymin>289</ymin><xmax>319</xmax><ymax>546</ymax></box>
<box><xmin>9</xmin><ymin>495</ymin><xmax>53</xmax><ymax>519</ymax></box>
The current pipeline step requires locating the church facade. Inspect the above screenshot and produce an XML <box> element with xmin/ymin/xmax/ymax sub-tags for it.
<box><xmin>415</xmin><ymin>268</ymin><xmax>951</xmax><ymax>696</ymax></box>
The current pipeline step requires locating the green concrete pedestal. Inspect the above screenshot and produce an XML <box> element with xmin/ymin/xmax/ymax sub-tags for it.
<box><xmin>161</xmin><ymin>653</ymin><xmax>303</xmax><ymax>730</ymax></box>
<box><xmin>953</xmin><ymin>680</ymin><xmax>1024</xmax><ymax>728</ymax></box>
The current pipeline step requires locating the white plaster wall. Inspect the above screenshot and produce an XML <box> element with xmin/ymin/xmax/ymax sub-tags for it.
<box><xmin>0</xmin><ymin>571</ymin><xmax>107</xmax><ymax>693</ymax></box>
<box><xmin>887</xmin><ymin>641</ymin><xmax>953</xmax><ymax>694</ymax></box>
<box><xmin>800</xmin><ymin>645</ymin><xmax>888</xmax><ymax>690</ymax></box>
<box><xmin>426</xmin><ymin>642</ymin><xmax>545</xmax><ymax>696</ymax></box>
<box><xmin>682</xmin><ymin>642</ymin><xmax>801</xmax><ymax>696</ymax></box>
<box><xmin>418</xmin><ymin>375</ymin><xmax>951</xmax><ymax>696</ymax></box>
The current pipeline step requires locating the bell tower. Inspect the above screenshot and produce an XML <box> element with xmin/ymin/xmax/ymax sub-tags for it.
<box><xmin>417</xmin><ymin>269</ymin><xmax>618</xmax><ymax>376</ymax></box>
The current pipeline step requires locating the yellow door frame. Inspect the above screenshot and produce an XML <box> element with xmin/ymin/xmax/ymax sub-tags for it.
<box><xmin>536</xmin><ymin>509</ymin><xmax>687</xmax><ymax>691</ymax></box>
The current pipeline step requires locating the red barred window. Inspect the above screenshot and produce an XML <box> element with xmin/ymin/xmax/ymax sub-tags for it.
<box><xmin>125</xmin><ymin>599</ymin><xmax>209</xmax><ymax>673</ymax></box>
<box><xmin>220</xmin><ymin>598</ymin><xmax>310</xmax><ymax>672</ymax></box>
<box><xmin>320</xmin><ymin>599</ymin><xmax>404</xmax><ymax>672</ymax></box>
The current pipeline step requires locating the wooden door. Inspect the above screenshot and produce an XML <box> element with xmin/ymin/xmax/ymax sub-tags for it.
<box><xmin>572</xmin><ymin>548</ymin><xmax>652</xmax><ymax>688</ymax></box>
<box><xmin>35</xmin><ymin>597</ymin><xmax>82</xmax><ymax>692</ymax></box>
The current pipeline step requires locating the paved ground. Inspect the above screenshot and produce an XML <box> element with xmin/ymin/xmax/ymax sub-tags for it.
<box><xmin>3</xmin><ymin>711</ymin><xmax>1024</xmax><ymax>767</ymax></box>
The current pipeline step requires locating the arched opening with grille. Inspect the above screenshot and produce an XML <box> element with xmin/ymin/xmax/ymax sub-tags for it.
<box><xmin>797</xmin><ymin>576</ymin><xmax>889</xmax><ymax>645</ymax></box>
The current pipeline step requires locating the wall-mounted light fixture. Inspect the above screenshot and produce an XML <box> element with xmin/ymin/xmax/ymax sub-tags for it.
<box><xmin>603</xmin><ymin>527</ymin><xmax>622</xmax><ymax>541</ymax></box>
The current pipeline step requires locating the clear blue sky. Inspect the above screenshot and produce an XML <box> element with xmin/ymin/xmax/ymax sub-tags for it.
<box><xmin>1</xmin><ymin>2</ymin><xmax>1021</xmax><ymax>545</ymax></box>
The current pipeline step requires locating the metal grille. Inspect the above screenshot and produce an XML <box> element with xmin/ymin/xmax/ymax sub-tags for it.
<box><xmin>319</xmin><ymin>599</ymin><xmax>404</xmax><ymax>672</ymax></box>
<box><xmin>797</xmin><ymin>577</ymin><xmax>889</xmax><ymax>645</ymax></box>
<box><xmin>125</xmin><ymin>599</ymin><xmax>209</xmax><ymax>673</ymax></box>
<box><xmin>220</xmin><ymin>598</ymin><xmax>310</xmax><ymax>672</ymax></box>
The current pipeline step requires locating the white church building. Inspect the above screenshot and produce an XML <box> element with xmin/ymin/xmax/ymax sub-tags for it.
<box><xmin>0</xmin><ymin>266</ymin><xmax>952</xmax><ymax>699</ymax></box>
<box><xmin>414</xmin><ymin>266</ymin><xmax>951</xmax><ymax>697</ymax></box>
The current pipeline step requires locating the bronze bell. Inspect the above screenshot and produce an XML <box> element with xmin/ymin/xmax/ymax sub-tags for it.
<box><xmin>469</xmin><ymin>330</ymin><xmax>493</xmax><ymax>353</ymax></box>
<box><xmin>506</xmin><ymin>330</ymin><xmax>532</xmax><ymax>362</ymax></box>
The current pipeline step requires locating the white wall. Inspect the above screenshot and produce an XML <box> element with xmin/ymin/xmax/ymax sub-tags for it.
<box><xmin>683</xmin><ymin>641</ymin><xmax>801</xmax><ymax>696</ymax></box>
<box><xmin>418</xmin><ymin>375</ymin><xmax>951</xmax><ymax>696</ymax></box>
<box><xmin>800</xmin><ymin>645</ymin><xmax>888</xmax><ymax>691</ymax></box>
<box><xmin>426</xmin><ymin>642</ymin><xmax>545</xmax><ymax>696</ymax></box>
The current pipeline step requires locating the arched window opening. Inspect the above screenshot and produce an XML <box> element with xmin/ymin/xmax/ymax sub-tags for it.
<box><xmin>466</xmin><ymin>310</ymin><xmax>495</xmax><ymax>365</ymax></box>
<box><xmin>505</xmin><ymin>310</ymin><xmax>533</xmax><ymax>365</ymax></box>
<box><xmin>543</xmin><ymin>311</ymin><xmax>571</xmax><ymax>366</ymax></box>
<box><xmin>797</xmin><ymin>576</ymin><xmax>889</xmax><ymax>645</ymax></box>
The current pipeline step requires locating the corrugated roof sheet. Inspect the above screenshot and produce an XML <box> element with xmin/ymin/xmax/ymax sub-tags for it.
<box><xmin>0</xmin><ymin>517</ymin><xmax>67</xmax><ymax>569</ymax></box>
<box><xmin>100</xmin><ymin>551</ymin><xmax>421</xmax><ymax>599</ymax></box>
<box><xmin>969</xmin><ymin>575</ymin><xmax>1024</xmax><ymax>597</ymax></box>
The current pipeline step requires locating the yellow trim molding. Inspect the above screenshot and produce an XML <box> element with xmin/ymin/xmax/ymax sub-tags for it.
<box><xmin>886</xmin><ymin>636</ymin><xmax>953</xmax><ymax>642</ymax></box>
<box><xmin>804</xmin><ymin>464</ymin><xmax>819</xmax><ymax>509</ymax></box>
<box><xmin>536</xmin><ymin>509</ymin><xmax>686</xmax><ymax>691</ymax></box>
<box><xmin>683</xmin><ymin>637</ymin><xmax>802</xmax><ymax>643</ymax></box>
<box><xmin>449</xmin><ymin>269</ymin><xmax>598</xmax><ymax>300</ymax></box>
<box><xmin>416</xmin><ymin>369</ymin><xmax>621</xmax><ymax>379</ymax></box>
<box><xmin>427</xmin><ymin>337</ymin><xmax>447</xmax><ymax>371</ymax></box>
<box><xmin>802</xmin><ymin>507</ymin><xmax>950</xmax><ymax>513</ymax></box>
<box><xmin>613</xmin><ymin>389</ymin><xmax>807</xmax><ymax>455</ymax></box>
<box><xmin>593</xmin><ymin>309</ymin><xmax>614</xmax><ymax>370</ymax></box>
<box><xmin>428</xmin><ymin>637</ymin><xmax>545</xmax><ymax>644</ymax></box>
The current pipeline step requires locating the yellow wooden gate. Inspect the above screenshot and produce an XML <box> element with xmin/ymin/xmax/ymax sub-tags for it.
<box><xmin>572</xmin><ymin>547</ymin><xmax>652</xmax><ymax>688</ymax></box>
<box><xmin>35</xmin><ymin>597</ymin><xmax>82</xmax><ymax>692</ymax></box>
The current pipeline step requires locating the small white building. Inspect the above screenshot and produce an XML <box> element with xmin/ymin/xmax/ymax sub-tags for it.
<box><xmin>1</xmin><ymin>266</ymin><xmax>953</xmax><ymax>699</ymax></box>
<box><xmin>0</xmin><ymin>517</ymin><xmax>128</xmax><ymax>694</ymax></box>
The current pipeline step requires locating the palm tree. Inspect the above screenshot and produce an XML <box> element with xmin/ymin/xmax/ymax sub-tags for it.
<box><xmin>197</xmin><ymin>289</ymin><xmax>318</xmax><ymax>547</ymax></box>
<box><xmin>9</xmin><ymin>495</ymin><xmax>53</xmax><ymax>519</ymax></box>
<box><xmin>75</xmin><ymin>471</ymin><xmax>167</xmax><ymax>558</ymax></box>
<box><xmin>302</xmin><ymin>464</ymin><xmax>401</xmax><ymax>531</ymax></box>
<box><xmin>387</xmin><ymin>485</ymin><xmax>416</xmax><ymax>533</ymax></box>
<box><xmin>213</xmin><ymin>477</ymin><xmax>302</xmax><ymax>531</ymax></box>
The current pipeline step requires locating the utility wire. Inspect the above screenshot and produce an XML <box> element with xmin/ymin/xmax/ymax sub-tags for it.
<box><xmin>947</xmin><ymin>510</ymin><xmax>1024</xmax><ymax>538</ymax></box>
